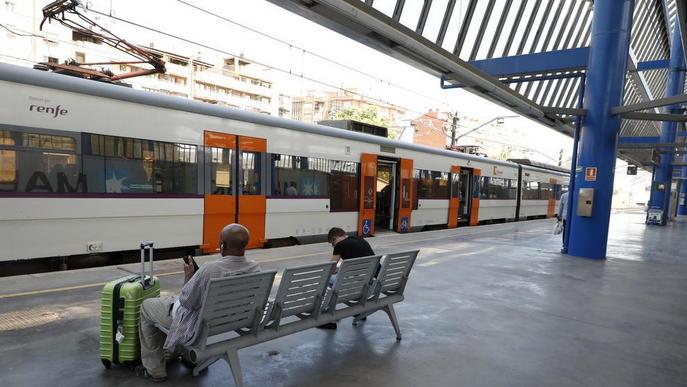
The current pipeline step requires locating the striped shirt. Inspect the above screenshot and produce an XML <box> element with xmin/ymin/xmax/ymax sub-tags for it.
<box><xmin>163</xmin><ymin>255</ymin><xmax>261</xmax><ymax>351</ymax></box>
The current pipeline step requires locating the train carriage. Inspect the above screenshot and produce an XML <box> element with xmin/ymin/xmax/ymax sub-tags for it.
<box><xmin>0</xmin><ymin>63</ymin><xmax>568</xmax><ymax>263</ymax></box>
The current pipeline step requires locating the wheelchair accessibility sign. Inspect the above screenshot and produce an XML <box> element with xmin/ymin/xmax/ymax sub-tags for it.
<box><xmin>400</xmin><ymin>217</ymin><xmax>409</xmax><ymax>233</ymax></box>
<box><xmin>362</xmin><ymin>219</ymin><xmax>372</xmax><ymax>236</ymax></box>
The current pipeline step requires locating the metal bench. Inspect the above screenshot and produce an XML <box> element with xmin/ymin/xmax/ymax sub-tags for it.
<box><xmin>171</xmin><ymin>250</ymin><xmax>419</xmax><ymax>386</ymax></box>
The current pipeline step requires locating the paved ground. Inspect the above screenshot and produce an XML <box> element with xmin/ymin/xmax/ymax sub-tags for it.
<box><xmin>1</xmin><ymin>210</ymin><xmax>686</xmax><ymax>387</ymax></box>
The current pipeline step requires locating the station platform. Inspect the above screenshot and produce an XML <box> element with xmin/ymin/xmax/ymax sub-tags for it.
<box><xmin>1</xmin><ymin>211</ymin><xmax>686</xmax><ymax>387</ymax></box>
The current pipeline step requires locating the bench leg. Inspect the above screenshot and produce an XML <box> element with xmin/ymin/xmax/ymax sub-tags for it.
<box><xmin>193</xmin><ymin>356</ymin><xmax>217</xmax><ymax>376</ymax></box>
<box><xmin>225</xmin><ymin>349</ymin><xmax>244</xmax><ymax>387</ymax></box>
<box><xmin>383</xmin><ymin>304</ymin><xmax>402</xmax><ymax>341</ymax></box>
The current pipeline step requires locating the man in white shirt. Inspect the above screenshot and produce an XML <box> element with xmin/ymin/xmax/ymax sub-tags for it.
<box><xmin>137</xmin><ymin>224</ymin><xmax>260</xmax><ymax>382</ymax></box>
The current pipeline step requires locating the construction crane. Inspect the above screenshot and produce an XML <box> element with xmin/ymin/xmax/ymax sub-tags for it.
<box><xmin>36</xmin><ymin>0</ymin><xmax>166</xmax><ymax>82</ymax></box>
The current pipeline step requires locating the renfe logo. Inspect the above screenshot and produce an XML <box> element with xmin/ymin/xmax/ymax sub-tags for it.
<box><xmin>29</xmin><ymin>104</ymin><xmax>68</xmax><ymax>118</ymax></box>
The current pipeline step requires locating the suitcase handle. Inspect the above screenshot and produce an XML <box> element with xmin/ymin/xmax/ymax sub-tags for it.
<box><xmin>140</xmin><ymin>241</ymin><xmax>154</xmax><ymax>286</ymax></box>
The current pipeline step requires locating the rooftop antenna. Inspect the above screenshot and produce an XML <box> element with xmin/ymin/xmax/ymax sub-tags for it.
<box><xmin>36</xmin><ymin>0</ymin><xmax>166</xmax><ymax>81</ymax></box>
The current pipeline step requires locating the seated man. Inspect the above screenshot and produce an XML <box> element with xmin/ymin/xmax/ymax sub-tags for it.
<box><xmin>318</xmin><ymin>227</ymin><xmax>375</xmax><ymax>330</ymax></box>
<box><xmin>137</xmin><ymin>224</ymin><xmax>260</xmax><ymax>382</ymax></box>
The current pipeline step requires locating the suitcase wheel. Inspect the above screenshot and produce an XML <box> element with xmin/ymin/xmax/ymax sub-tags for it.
<box><xmin>101</xmin><ymin>359</ymin><xmax>111</xmax><ymax>369</ymax></box>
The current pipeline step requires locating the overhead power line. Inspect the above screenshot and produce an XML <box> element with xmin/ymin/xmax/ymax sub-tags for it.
<box><xmin>173</xmin><ymin>0</ymin><xmax>449</xmax><ymax>108</ymax></box>
<box><xmin>83</xmin><ymin>6</ymin><xmax>451</xmax><ymax>125</ymax></box>
<box><xmin>0</xmin><ymin>23</ymin><xmax>40</xmax><ymax>37</ymax></box>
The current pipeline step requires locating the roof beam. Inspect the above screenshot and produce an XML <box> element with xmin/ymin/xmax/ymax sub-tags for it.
<box><xmin>613</xmin><ymin>93</ymin><xmax>687</xmax><ymax>114</ymax></box>
<box><xmin>618</xmin><ymin>136</ymin><xmax>661</xmax><ymax>145</ymax></box>
<box><xmin>627</xmin><ymin>49</ymin><xmax>659</xmax><ymax>113</ymax></box>
<box><xmin>676</xmin><ymin>0</ymin><xmax>687</xmax><ymax>68</ymax></box>
<box><xmin>467</xmin><ymin>47</ymin><xmax>589</xmax><ymax>78</ymax></box>
<box><xmin>541</xmin><ymin>106</ymin><xmax>587</xmax><ymax>116</ymax></box>
<box><xmin>618</xmin><ymin>142</ymin><xmax>687</xmax><ymax>149</ymax></box>
<box><xmin>636</xmin><ymin>59</ymin><xmax>670</xmax><ymax>71</ymax></box>
<box><xmin>619</xmin><ymin>112</ymin><xmax>687</xmax><ymax>122</ymax></box>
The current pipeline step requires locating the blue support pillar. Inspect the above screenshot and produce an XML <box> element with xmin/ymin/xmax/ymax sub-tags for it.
<box><xmin>680</xmin><ymin>152</ymin><xmax>687</xmax><ymax>215</ymax></box>
<box><xmin>567</xmin><ymin>0</ymin><xmax>635</xmax><ymax>259</ymax></box>
<box><xmin>648</xmin><ymin>23</ymin><xmax>686</xmax><ymax>224</ymax></box>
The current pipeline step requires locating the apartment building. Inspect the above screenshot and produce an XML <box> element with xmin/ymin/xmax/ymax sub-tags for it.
<box><xmin>291</xmin><ymin>89</ymin><xmax>405</xmax><ymax>125</ymax></box>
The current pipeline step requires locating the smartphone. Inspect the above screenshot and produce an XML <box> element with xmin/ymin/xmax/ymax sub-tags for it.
<box><xmin>183</xmin><ymin>255</ymin><xmax>199</xmax><ymax>272</ymax></box>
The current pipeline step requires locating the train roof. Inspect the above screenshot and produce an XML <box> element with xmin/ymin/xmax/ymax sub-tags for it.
<box><xmin>519</xmin><ymin>162</ymin><xmax>570</xmax><ymax>177</ymax></box>
<box><xmin>0</xmin><ymin>63</ymin><xmax>520</xmax><ymax>169</ymax></box>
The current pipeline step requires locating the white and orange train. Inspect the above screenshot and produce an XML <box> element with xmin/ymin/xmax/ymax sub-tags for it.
<box><xmin>0</xmin><ymin>63</ymin><xmax>568</xmax><ymax>262</ymax></box>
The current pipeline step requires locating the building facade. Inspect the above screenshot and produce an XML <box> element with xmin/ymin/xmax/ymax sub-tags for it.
<box><xmin>0</xmin><ymin>1</ymin><xmax>280</xmax><ymax>115</ymax></box>
<box><xmin>410</xmin><ymin>111</ymin><xmax>450</xmax><ymax>148</ymax></box>
<box><xmin>291</xmin><ymin>89</ymin><xmax>405</xmax><ymax>125</ymax></box>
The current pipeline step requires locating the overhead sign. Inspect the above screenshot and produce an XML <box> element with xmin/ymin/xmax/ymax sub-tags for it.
<box><xmin>585</xmin><ymin>167</ymin><xmax>597</xmax><ymax>182</ymax></box>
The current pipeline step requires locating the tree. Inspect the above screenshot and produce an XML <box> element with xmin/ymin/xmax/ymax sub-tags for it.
<box><xmin>335</xmin><ymin>106</ymin><xmax>391</xmax><ymax>128</ymax></box>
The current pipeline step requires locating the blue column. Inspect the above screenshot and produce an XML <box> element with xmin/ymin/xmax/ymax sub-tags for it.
<box><xmin>648</xmin><ymin>23</ymin><xmax>685</xmax><ymax>224</ymax></box>
<box><xmin>567</xmin><ymin>0</ymin><xmax>635</xmax><ymax>259</ymax></box>
<box><xmin>680</xmin><ymin>152</ymin><xmax>687</xmax><ymax>215</ymax></box>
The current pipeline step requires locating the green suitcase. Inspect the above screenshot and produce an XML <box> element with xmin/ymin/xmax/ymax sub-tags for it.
<box><xmin>100</xmin><ymin>242</ymin><xmax>160</xmax><ymax>369</ymax></box>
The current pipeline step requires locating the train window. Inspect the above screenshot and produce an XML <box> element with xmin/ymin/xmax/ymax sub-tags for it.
<box><xmin>155</xmin><ymin>143</ymin><xmax>198</xmax><ymax>194</ymax></box>
<box><xmin>416</xmin><ymin>169</ymin><xmax>450</xmax><ymax>200</ymax></box>
<box><xmin>450</xmin><ymin>173</ymin><xmax>460</xmax><ymax>199</ymax></box>
<box><xmin>208</xmin><ymin>147</ymin><xmax>232</xmax><ymax>195</ymax></box>
<box><xmin>83</xmin><ymin>133</ymin><xmax>198</xmax><ymax>194</ymax></box>
<box><xmin>330</xmin><ymin>160</ymin><xmax>358</xmax><ymax>212</ymax></box>
<box><xmin>0</xmin><ymin>128</ymin><xmax>82</xmax><ymax>193</ymax></box>
<box><xmin>241</xmin><ymin>151</ymin><xmax>262</xmax><ymax>195</ymax></box>
<box><xmin>21</xmin><ymin>132</ymin><xmax>76</xmax><ymax>151</ymax></box>
<box><xmin>479</xmin><ymin>177</ymin><xmax>517</xmax><ymax>200</ymax></box>
<box><xmin>554</xmin><ymin>184</ymin><xmax>566</xmax><ymax>199</ymax></box>
<box><xmin>539</xmin><ymin>183</ymin><xmax>553</xmax><ymax>200</ymax></box>
<box><xmin>0</xmin><ymin>130</ymin><xmax>17</xmax><ymax>189</ymax></box>
<box><xmin>412</xmin><ymin>169</ymin><xmax>420</xmax><ymax>209</ymax></box>
<box><xmin>521</xmin><ymin>181</ymin><xmax>540</xmax><ymax>200</ymax></box>
<box><xmin>270</xmin><ymin>154</ymin><xmax>330</xmax><ymax>197</ymax></box>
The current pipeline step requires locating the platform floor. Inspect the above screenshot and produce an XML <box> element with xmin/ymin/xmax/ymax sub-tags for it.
<box><xmin>1</xmin><ymin>211</ymin><xmax>686</xmax><ymax>387</ymax></box>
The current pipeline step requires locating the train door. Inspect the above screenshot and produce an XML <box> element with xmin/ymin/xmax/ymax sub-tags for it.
<box><xmin>457</xmin><ymin>168</ymin><xmax>473</xmax><ymax>225</ymax></box>
<box><xmin>395</xmin><ymin>158</ymin><xmax>413</xmax><ymax>233</ymax></box>
<box><xmin>358</xmin><ymin>153</ymin><xmax>377</xmax><ymax>237</ymax></box>
<box><xmin>547</xmin><ymin>178</ymin><xmax>557</xmax><ymax>218</ymax></box>
<box><xmin>202</xmin><ymin>131</ymin><xmax>266</xmax><ymax>253</ymax></box>
<box><xmin>237</xmin><ymin>136</ymin><xmax>266</xmax><ymax>249</ymax></box>
<box><xmin>448</xmin><ymin>165</ymin><xmax>460</xmax><ymax>228</ymax></box>
<box><xmin>375</xmin><ymin>159</ymin><xmax>397</xmax><ymax>231</ymax></box>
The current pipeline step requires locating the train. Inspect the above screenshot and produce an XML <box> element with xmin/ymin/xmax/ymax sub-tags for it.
<box><xmin>0</xmin><ymin>63</ymin><xmax>569</xmax><ymax>264</ymax></box>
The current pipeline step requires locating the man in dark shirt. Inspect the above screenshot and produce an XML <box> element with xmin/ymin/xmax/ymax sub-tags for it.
<box><xmin>318</xmin><ymin>227</ymin><xmax>375</xmax><ymax>330</ymax></box>
<box><xmin>329</xmin><ymin>227</ymin><xmax>375</xmax><ymax>262</ymax></box>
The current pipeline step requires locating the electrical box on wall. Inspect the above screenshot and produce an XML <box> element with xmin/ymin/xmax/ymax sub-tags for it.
<box><xmin>577</xmin><ymin>188</ymin><xmax>594</xmax><ymax>217</ymax></box>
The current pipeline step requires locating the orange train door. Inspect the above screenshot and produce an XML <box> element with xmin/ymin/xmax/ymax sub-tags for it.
<box><xmin>470</xmin><ymin>168</ymin><xmax>481</xmax><ymax>226</ymax></box>
<box><xmin>202</xmin><ymin>131</ymin><xmax>236</xmax><ymax>253</ymax></box>
<box><xmin>448</xmin><ymin>165</ymin><xmax>460</xmax><ymax>228</ymax></box>
<box><xmin>395</xmin><ymin>158</ymin><xmax>413</xmax><ymax>233</ymax></box>
<box><xmin>358</xmin><ymin>153</ymin><xmax>377</xmax><ymax>237</ymax></box>
<box><xmin>202</xmin><ymin>131</ymin><xmax>266</xmax><ymax>253</ymax></box>
<box><xmin>547</xmin><ymin>178</ymin><xmax>557</xmax><ymax>218</ymax></box>
<box><xmin>237</xmin><ymin>136</ymin><xmax>266</xmax><ymax>249</ymax></box>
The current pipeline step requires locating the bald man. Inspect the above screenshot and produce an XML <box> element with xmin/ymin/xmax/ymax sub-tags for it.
<box><xmin>137</xmin><ymin>224</ymin><xmax>260</xmax><ymax>382</ymax></box>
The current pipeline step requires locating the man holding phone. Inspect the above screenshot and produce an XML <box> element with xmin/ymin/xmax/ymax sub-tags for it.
<box><xmin>137</xmin><ymin>223</ymin><xmax>261</xmax><ymax>382</ymax></box>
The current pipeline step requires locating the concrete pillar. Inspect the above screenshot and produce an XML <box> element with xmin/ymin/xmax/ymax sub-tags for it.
<box><xmin>567</xmin><ymin>0</ymin><xmax>635</xmax><ymax>259</ymax></box>
<box><xmin>649</xmin><ymin>23</ymin><xmax>686</xmax><ymax>224</ymax></box>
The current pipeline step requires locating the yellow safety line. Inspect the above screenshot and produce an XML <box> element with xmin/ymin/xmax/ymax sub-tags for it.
<box><xmin>0</xmin><ymin>225</ymin><xmax>544</xmax><ymax>299</ymax></box>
